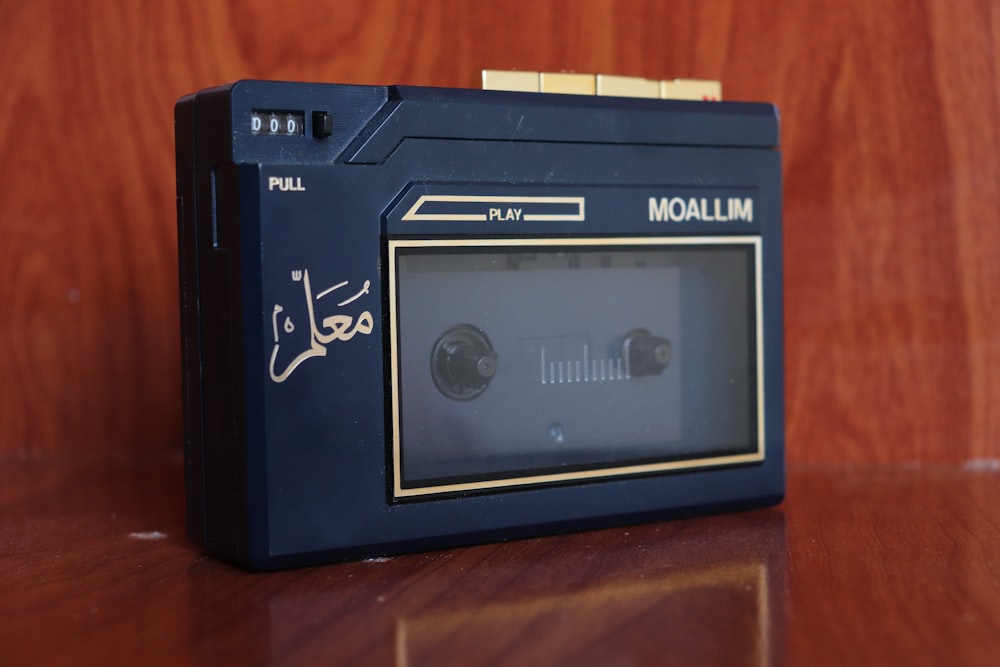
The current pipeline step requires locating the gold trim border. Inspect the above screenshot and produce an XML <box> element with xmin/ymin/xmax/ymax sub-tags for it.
<box><xmin>400</xmin><ymin>195</ymin><xmax>585</xmax><ymax>222</ymax></box>
<box><xmin>389</xmin><ymin>236</ymin><xmax>765</xmax><ymax>499</ymax></box>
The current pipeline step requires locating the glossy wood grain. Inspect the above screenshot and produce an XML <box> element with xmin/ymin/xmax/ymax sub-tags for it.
<box><xmin>1</xmin><ymin>0</ymin><xmax>998</xmax><ymax>463</ymax></box>
<box><xmin>1</xmin><ymin>462</ymin><xmax>997</xmax><ymax>666</ymax></box>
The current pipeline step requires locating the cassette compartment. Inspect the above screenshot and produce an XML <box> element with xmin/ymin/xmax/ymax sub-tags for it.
<box><xmin>389</xmin><ymin>237</ymin><xmax>764</xmax><ymax>498</ymax></box>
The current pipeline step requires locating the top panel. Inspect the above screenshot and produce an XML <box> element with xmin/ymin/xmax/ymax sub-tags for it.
<box><xmin>186</xmin><ymin>80</ymin><xmax>779</xmax><ymax>167</ymax></box>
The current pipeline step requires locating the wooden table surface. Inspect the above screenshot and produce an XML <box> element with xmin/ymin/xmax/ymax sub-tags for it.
<box><xmin>1</xmin><ymin>461</ymin><xmax>996</xmax><ymax>666</ymax></box>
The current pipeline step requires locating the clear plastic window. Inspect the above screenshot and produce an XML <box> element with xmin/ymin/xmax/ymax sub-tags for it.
<box><xmin>391</xmin><ymin>239</ymin><xmax>761</xmax><ymax>496</ymax></box>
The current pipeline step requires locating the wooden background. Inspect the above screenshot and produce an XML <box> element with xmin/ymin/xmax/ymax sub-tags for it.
<box><xmin>1</xmin><ymin>0</ymin><xmax>997</xmax><ymax>465</ymax></box>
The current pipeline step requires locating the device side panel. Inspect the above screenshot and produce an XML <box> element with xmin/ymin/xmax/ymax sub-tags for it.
<box><xmin>186</xmin><ymin>86</ymin><xmax>250</xmax><ymax>561</ymax></box>
<box><xmin>174</xmin><ymin>94</ymin><xmax>207</xmax><ymax>548</ymax></box>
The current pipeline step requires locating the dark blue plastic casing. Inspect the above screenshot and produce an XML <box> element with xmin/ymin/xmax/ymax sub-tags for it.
<box><xmin>175</xmin><ymin>80</ymin><xmax>783</xmax><ymax>569</ymax></box>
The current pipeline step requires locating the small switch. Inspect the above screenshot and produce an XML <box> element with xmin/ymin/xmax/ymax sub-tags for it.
<box><xmin>312</xmin><ymin>111</ymin><xmax>333</xmax><ymax>138</ymax></box>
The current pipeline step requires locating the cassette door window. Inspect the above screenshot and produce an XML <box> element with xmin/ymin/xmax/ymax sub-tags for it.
<box><xmin>389</xmin><ymin>237</ymin><xmax>764</xmax><ymax>498</ymax></box>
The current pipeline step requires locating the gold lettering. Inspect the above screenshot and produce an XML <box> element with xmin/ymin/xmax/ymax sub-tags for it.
<box><xmin>269</xmin><ymin>270</ymin><xmax>375</xmax><ymax>383</ymax></box>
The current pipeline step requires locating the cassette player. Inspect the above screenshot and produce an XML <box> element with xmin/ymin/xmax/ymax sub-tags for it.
<box><xmin>175</xmin><ymin>75</ymin><xmax>783</xmax><ymax>569</ymax></box>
